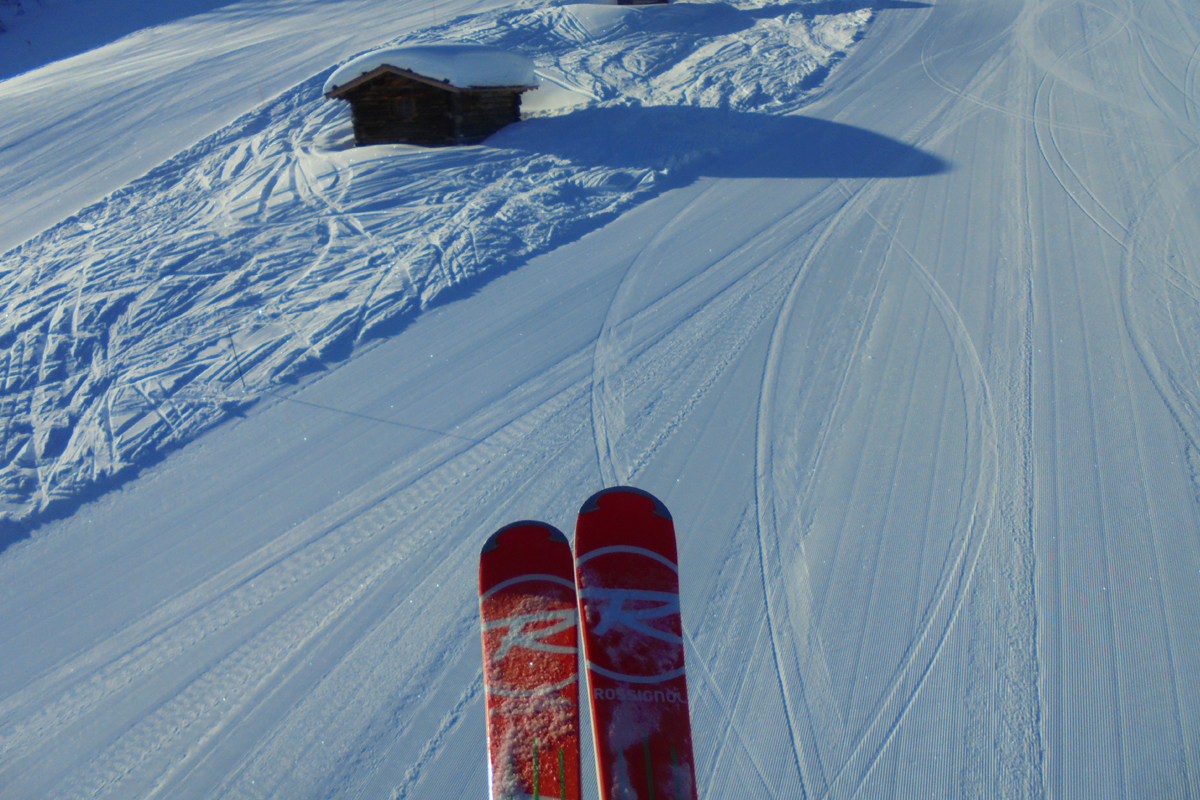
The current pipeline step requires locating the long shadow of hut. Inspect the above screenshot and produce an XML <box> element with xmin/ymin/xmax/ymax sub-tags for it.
<box><xmin>324</xmin><ymin>45</ymin><xmax>538</xmax><ymax>147</ymax></box>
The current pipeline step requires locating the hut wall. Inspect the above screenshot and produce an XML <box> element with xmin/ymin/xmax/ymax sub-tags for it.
<box><xmin>452</xmin><ymin>91</ymin><xmax>523</xmax><ymax>144</ymax></box>
<box><xmin>343</xmin><ymin>73</ymin><xmax>524</xmax><ymax>147</ymax></box>
<box><xmin>345</xmin><ymin>74</ymin><xmax>454</xmax><ymax>146</ymax></box>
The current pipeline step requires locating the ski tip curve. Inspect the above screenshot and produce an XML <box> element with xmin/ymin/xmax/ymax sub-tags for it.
<box><xmin>578</xmin><ymin>486</ymin><xmax>672</xmax><ymax>520</ymax></box>
<box><xmin>481</xmin><ymin>520</ymin><xmax>568</xmax><ymax>554</ymax></box>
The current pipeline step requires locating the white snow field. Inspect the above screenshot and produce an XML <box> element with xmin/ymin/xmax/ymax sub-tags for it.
<box><xmin>2</xmin><ymin>0</ymin><xmax>1200</xmax><ymax>798</ymax></box>
<box><xmin>0</xmin><ymin>0</ymin><xmax>877</xmax><ymax>529</ymax></box>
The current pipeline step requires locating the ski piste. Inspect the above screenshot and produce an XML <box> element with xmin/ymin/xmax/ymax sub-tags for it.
<box><xmin>575</xmin><ymin>487</ymin><xmax>698</xmax><ymax>800</ymax></box>
<box><xmin>480</xmin><ymin>521</ymin><xmax>582</xmax><ymax>800</ymax></box>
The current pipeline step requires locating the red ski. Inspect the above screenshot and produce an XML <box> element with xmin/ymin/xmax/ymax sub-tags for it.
<box><xmin>574</xmin><ymin>487</ymin><xmax>698</xmax><ymax>800</ymax></box>
<box><xmin>480</xmin><ymin>521</ymin><xmax>582</xmax><ymax>800</ymax></box>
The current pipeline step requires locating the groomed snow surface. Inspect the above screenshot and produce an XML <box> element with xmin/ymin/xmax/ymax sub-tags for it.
<box><xmin>0</xmin><ymin>0</ymin><xmax>876</xmax><ymax>535</ymax></box>
<box><xmin>3</xmin><ymin>0</ymin><xmax>1200</xmax><ymax>798</ymax></box>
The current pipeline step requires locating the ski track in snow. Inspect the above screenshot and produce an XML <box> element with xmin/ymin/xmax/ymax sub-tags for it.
<box><xmin>0</xmin><ymin>1</ymin><xmax>880</xmax><ymax>797</ymax></box>
<box><xmin>0</xmin><ymin>0</ymin><xmax>872</xmax><ymax>532</ymax></box>
<box><xmin>6</xmin><ymin>0</ymin><xmax>1200</xmax><ymax>798</ymax></box>
<box><xmin>0</xmin><ymin>333</ymin><xmax>604</xmax><ymax>798</ymax></box>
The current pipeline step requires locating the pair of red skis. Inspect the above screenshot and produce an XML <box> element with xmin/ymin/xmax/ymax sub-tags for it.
<box><xmin>479</xmin><ymin>486</ymin><xmax>698</xmax><ymax>800</ymax></box>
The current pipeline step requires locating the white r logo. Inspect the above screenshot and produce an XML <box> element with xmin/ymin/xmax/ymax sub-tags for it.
<box><xmin>578</xmin><ymin>588</ymin><xmax>681</xmax><ymax>643</ymax></box>
<box><xmin>483</xmin><ymin>609</ymin><xmax>578</xmax><ymax>662</ymax></box>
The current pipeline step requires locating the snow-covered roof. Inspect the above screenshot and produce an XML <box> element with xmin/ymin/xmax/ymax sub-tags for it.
<box><xmin>323</xmin><ymin>45</ymin><xmax>536</xmax><ymax>95</ymax></box>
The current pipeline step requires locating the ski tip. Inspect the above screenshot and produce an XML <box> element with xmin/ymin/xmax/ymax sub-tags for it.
<box><xmin>481</xmin><ymin>520</ymin><xmax>568</xmax><ymax>554</ymax></box>
<box><xmin>578</xmin><ymin>486</ymin><xmax>672</xmax><ymax>520</ymax></box>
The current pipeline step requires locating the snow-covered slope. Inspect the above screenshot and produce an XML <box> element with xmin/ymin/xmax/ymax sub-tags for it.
<box><xmin>0</xmin><ymin>0</ymin><xmax>884</xmax><ymax>530</ymax></box>
<box><xmin>0</xmin><ymin>0</ymin><xmax>517</xmax><ymax>257</ymax></box>
<box><xmin>4</xmin><ymin>0</ymin><xmax>1200</xmax><ymax>798</ymax></box>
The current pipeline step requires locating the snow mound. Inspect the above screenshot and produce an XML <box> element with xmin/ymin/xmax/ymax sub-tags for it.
<box><xmin>323</xmin><ymin>45</ymin><xmax>536</xmax><ymax>94</ymax></box>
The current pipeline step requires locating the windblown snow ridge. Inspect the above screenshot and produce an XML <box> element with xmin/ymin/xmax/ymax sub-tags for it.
<box><xmin>0</xmin><ymin>0</ymin><xmax>873</xmax><ymax>530</ymax></box>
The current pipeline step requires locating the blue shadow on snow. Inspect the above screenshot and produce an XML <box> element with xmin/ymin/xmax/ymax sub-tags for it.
<box><xmin>492</xmin><ymin>105</ymin><xmax>950</xmax><ymax>179</ymax></box>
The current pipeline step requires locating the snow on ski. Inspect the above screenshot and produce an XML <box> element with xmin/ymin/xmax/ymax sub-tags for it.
<box><xmin>575</xmin><ymin>487</ymin><xmax>698</xmax><ymax>800</ymax></box>
<box><xmin>480</xmin><ymin>521</ymin><xmax>582</xmax><ymax>800</ymax></box>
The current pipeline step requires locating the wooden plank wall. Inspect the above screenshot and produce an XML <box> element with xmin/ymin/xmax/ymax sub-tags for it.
<box><xmin>344</xmin><ymin>73</ymin><xmax>523</xmax><ymax>146</ymax></box>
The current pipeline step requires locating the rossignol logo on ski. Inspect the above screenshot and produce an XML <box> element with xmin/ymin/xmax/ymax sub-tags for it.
<box><xmin>580</xmin><ymin>587</ymin><xmax>681</xmax><ymax>640</ymax></box>
<box><xmin>576</xmin><ymin>545</ymin><xmax>685</xmax><ymax>684</ymax></box>
<box><xmin>592</xmin><ymin>686</ymin><xmax>686</xmax><ymax>704</ymax></box>
<box><xmin>484</xmin><ymin>608</ymin><xmax>577</xmax><ymax>662</ymax></box>
<box><xmin>480</xmin><ymin>573</ymin><xmax>579</xmax><ymax>697</ymax></box>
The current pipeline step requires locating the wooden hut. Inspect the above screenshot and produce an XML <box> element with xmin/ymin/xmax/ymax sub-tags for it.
<box><xmin>323</xmin><ymin>45</ymin><xmax>538</xmax><ymax>147</ymax></box>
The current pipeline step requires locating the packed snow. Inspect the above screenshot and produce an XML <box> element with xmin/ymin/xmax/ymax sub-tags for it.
<box><xmin>323</xmin><ymin>45</ymin><xmax>537</xmax><ymax>94</ymax></box>
<box><xmin>3</xmin><ymin>0</ymin><xmax>1200</xmax><ymax>798</ymax></box>
<box><xmin>0</xmin><ymin>0</ymin><xmax>880</xmax><ymax>529</ymax></box>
